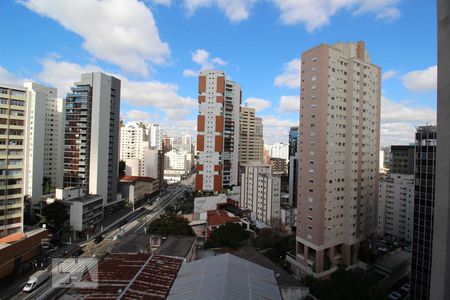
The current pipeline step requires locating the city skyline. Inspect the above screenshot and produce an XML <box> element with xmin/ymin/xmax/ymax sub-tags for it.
<box><xmin>0</xmin><ymin>0</ymin><xmax>437</xmax><ymax>145</ymax></box>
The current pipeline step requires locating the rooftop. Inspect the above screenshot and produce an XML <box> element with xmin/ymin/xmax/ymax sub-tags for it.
<box><xmin>65</xmin><ymin>253</ymin><xmax>182</xmax><ymax>299</ymax></box>
<box><xmin>207</xmin><ymin>210</ymin><xmax>240</xmax><ymax>226</ymax></box>
<box><xmin>112</xmin><ymin>233</ymin><xmax>151</xmax><ymax>254</ymax></box>
<box><xmin>155</xmin><ymin>236</ymin><xmax>196</xmax><ymax>259</ymax></box>
<box><xmin>167</xmin><ymin>253</ymin><xmax>282</xmax><ymax>300</ymax></box>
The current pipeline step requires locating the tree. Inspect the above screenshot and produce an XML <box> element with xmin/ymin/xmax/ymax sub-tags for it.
<box><xmin>205</xmin><ymin>222</ymin><xmax>249</xmax><ymax>248</ymax></box>
<box><xmin>42</xmin><ymin>176</ymin><xmax>52</xmax><ymax>194</ymax></box>
<box><xmin>42</xmin><ymin>201</ymin><xmax>68</xmax><ymax>236</ymax></box>
<box><xmin>147</xmin><ymin>213</ymin><xmax>195</xmax><ymax>236</ymax></box>
<box><xmin>119</xmin><ymin>160</ymin><xmax>126</xmax><ymax>177</ymax></box>
<box><xmin>304</xmin><ymin>265</ymin><xmax>385</xmax><ymax>300</ymax></box>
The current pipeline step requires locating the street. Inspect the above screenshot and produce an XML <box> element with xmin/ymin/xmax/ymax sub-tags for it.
<box><xmin>7</xmin><ymin>176</ymin><xmax>193</xmax><ymax>300</ymax></box>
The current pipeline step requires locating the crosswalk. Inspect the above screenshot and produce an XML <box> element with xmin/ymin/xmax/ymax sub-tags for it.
<box><xmin>47</xmin><ymin>244</ymin><xmax>80</xmax><ymax>259</ymax></box>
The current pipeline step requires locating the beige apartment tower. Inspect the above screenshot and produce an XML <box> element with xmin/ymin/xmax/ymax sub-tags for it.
<box><xmin>0</xmin><ymin>84</ymin><xmax>28</xmax><ymax>236</ymax></box>
<box><xmin>295</xmin><ymin>42</ymin><xmax>381</xmax><ymax>276</ymax></box>
<box><xmin>239</xmin><ymin>106</ymin><xmax>264</xmax><ymax>164</ymax></box>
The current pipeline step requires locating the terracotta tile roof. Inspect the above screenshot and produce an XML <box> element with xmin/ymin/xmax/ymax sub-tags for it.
<box><xmin>0</xmin><ymin>232</ymin><xmax>24</xmax><ymax>243</ymax></box>
<box><xmin>207</xmin><ymin>210</ymin><xmax>240</xmax><ymax>226</ymax></box>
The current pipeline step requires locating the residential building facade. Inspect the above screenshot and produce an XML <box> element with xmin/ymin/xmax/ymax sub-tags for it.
<box><xmin>23</xmin><ymin>82</ymin><xmax>65</xmax><ymax>205</ymax></box>
<box><xmin>240</xmin><ymin>163</ymin><xmax>281</xmax><ymax>225</ymax></box>
<box><xmin>295</xmin><ymin>42</ymin><xmax>381</xmax><ymax>276</ymax></box>
<box><xmin>195</xmin><ymin>70</ymin><xmax>240</xmax><ymax>192</ymax></box>
<box><xmin>239</xmin><ymin>106</ymin><xmax>264</xmax><ymax>164</ymax></box>
<box><xmin>0</xmin><ymin>84</ymin><xmax>27</xmax><ymax>236</ymax></box>
<box><xmin>63</xmin><ymin>72</ymin><xmax>121</xmax><ymax>206</ymax></box>
<box><xmin>378</xmin><ymin>173</ymin><xmax>414</xmax><ymax>243</ymax></box>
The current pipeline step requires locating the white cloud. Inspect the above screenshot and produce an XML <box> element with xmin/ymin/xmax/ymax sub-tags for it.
<box><xmin>0</xmin><ymin>66</ymin><xmax>24</xmax><ymax>85</ymax></box>
<box><xmin>382</xmin><ymin>69</ymin><xmax>397</xmax><ymax>80</ymax></box>
<box><xmin>184</xmin><ymin>0</ymin><xmax>256</xmax><ymax>22</ymax></box>
<box><xmin>123</xmin><ymin>109</ymin><xmax>156</xmax><ymax>122</ymax></box>
<box><xmin>183</xmin><ymin>69</ymin><xmax>198</xmax><ymax>77</ymax></box>
<box><xmin>21</xmin><ymin>0</ymin><xmax>170</xmax><ymax>77</ymax></box>
<box><xmin>402</xmin><ymin>65</ymin><xmax>437</xmax><ymax>92</ymax></box>
<box><xmin>274</xmin><ymin>58</ymin><xmax>301</xmax><ymax>89</ymax></box>
<box><xmin>272</xmin><ymin>0</ymin><xmax>400</xmax><ymax>32</ymax></box>
<box><xmin>380</xmin><ymin>96</ymin><xmax>436</xmax><ymax>146</ymax></box>
<box><xmin>151</xmin><ymin>0</ymin><xmax>171</xmax><ymax>6</ymax></box>
<box><xmin>262</xmin><ymin>115</ymin><xmax>297</xmax><ymax>144</ymax></box>
<box><xmin>192</xmin><ymin>49</ymin><xmax>227</xmax><ymax>70</ymax></box>
<box><xmin>244</xmin><ymin>97</ymin><xmax>271</xmax><ymax>111</ymax></box>
<box><xmin>37</xmin><ymin>59</ymin><xmax>196</xmax><ymax>120</ymax></box>
<box><xmin>183</xmin><ymin>49</ymin><xmax>227</xmax><ymax>76</ymax></box>
<box><xmin>376</xmin><ymin>6</ymin><xmax>401</xmax><ymax>20</ymax></box>
<box><xmin>277</xmin><ymin>95</ymin><xmax>299</xmax><ymax>113</ymax></box>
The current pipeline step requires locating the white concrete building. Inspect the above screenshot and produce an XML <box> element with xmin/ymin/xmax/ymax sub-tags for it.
<box><xmin>148</xmin><ymin>123</ymin><xmax>163</xmax><ymax>150</ymax></box>
<box><xmin>63</xmin><ymin>72</ymin><xmax>121</xmax><ymax>207</ymax></box>
<box><xmin>240</xmin><ymin>163</ymin><xmax>281</xmax><ymax>225</ymax></box>
<box><xmin>195</xmin><ymin>70</ymin><xmax>241</xmax><ymax>192</ymax></box>
<box><xmin>120</xmin><ymin>122</ymin><xmax>159</xmax><ymax>179</ymax></box>
<box><xmin>164</xmin><ymin>150</ymin><xmax>190</xmax><ymax>183</ymax></box>
<box><xmin>23</xmin><ymin>82</ymin><xmax>65</xmax><ymax>205</ymax></box>
<box><xmin>268</xmin><ymin>143</ymin><xmax>289</xmax><ymax>161</ymax></box>
<box><xmin>378</xmin><ymin>173</ymin><xmax>414</xmax><ymax>243</ymax></box>
<box><xmin>50</xmin><ymin>187</ymin><xmax>103</xmax><ymax>240</ymax></box>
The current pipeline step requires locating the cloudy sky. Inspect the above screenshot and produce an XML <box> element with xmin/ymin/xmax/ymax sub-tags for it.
<box><xmin>0</xmin><ymin>0</ymin><xmax>437</xmax><ymax>145</ymax></box>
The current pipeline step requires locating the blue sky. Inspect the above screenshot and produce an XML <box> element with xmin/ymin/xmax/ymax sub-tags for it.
<box><xmin>0</xmin><ymin>0</ymin><xmax>438</xmax><ymax>145</ymax></box>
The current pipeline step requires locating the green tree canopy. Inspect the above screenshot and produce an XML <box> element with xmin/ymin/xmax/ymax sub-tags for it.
<box><xmin>119</xmin><ymin>160</ymin><xmax>126</xmax><ymax>177</ymax></box>
<box><xmin>42</xmin><ymin>201</ymin><xmax>68</xmax><ymax>235</ymax></box>
<box><xmin>147</xmin><ymin>213</ymin><xmax>195</xmax><ymax>236</ymax></box>
<box><xmin>205</xmin><ymin>222</ymin><xmax>249</xmax><ymax>248</ymax></box>
<box><xmin>305</xmin><ymin>265</ymin><xmax>385</xmax><ymax>300</ymax></box>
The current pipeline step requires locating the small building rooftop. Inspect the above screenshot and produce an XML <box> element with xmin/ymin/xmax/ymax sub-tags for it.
<box><xmin>155</xmin><ymin>236</ymin><xmax>196</xmax><ymax>259</ymax></box>
<box><xmin>167</xmin><ymin>253</ymin><xmax>282</xmax><ymax>300</ymax></box>
<box><xmin>64</xmin><ymin>253</ymin><xmax>182</xmax><ymax>299</ymax></box>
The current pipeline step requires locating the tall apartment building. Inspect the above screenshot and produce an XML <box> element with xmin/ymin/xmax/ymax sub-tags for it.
<box><xmin>195</xmin><ymin>70</ymin><xmax>240</xmax><ymax>192</ymax></box>
<box><xmin>0</xmin><ymin>84</ymin><xmax>27</xmax><ymax>236</ymax></box>
<box><xmin>148</xmin><ymin>123</ymin><xmax>163</xmax><ymax>150</ymax></box>
<box><xmin>22</xmin><ymin>83</ymin><xmax>64</xmax><ymax>205</ymax></box>
<box><xmin>181</xmin><ymin>134</ymin><xmax>193</xmax><ymax>152</ymax></box>
<box><xmin>391</xmin><ymin>145</ymin><xmax>414</xmax><ymax>175</ymax></box>
<box><xmin>240</xmin><ymin>163</ymin><xmax>281</xmax><ymax>225</ymax></box>
<box><xmin>239</xmin><ymin>106</ymin><xmax>264</xmax><ymax>164</ymax></box>
<box><xmin>289</xmin><ymin>126</ymin><xmax>299</xmax><ymax>207</ymax></box>
<box><xmin>431</xmin><ymin>1</ymin><xmax>450</xmax><ymax>298</ymax></box>
<box><xmin>410</xmin><ymin>125</ymin><xmax>436</xmax><ymax>300</ymax></box>
<box><xmin>63</xmin><ymin>72</ymin><xmax>121</xmax><ymax>206</ymax></box>
<box><xmin>378</xmin><ymin>173</ymin><xmax>414</xmax><ymax>243</ymax></box>
<box><xmin>295</xmin><ymin>42</ymin><xmax>380</xmax><ymax>276</ymax></box>
<box><xmin>120</xmin><ymin>122</ymin><xmax>148</xmax><ymax>160</ymax></box>
<box><xmin>120</xmin><ymin>122</ymin><xmax>159</xmax><ymax>179</ymax></box>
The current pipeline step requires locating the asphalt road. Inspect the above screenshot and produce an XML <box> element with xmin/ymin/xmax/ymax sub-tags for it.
<box><xmin>10</xmin><ymin>177</ymin><xmax>193</xmax><ymax>300</ymax></box>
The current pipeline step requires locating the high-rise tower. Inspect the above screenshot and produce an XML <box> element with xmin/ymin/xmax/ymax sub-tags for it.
<box><xmin>63</xmin><ymin>72</ymin><xmax>121</xmax><ymax>206</ymax></box>
<box><xmin>195</xmin><ymin>70</ymin><xmax>240</xmax><ymax>192</ymax></box>
<box><xmin>295</xmin><ymin>42</ymin><xmax>380</xmax><ymax>276</ymax></box>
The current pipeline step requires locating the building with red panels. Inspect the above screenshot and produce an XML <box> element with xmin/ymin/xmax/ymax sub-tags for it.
<box><xmin>195</xmin><ymin>70</ymin><xmax>241</xmax><ymax>193</ymax></box>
